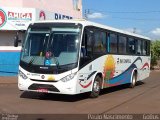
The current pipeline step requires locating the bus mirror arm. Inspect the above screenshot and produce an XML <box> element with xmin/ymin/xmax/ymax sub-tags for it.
<box><xmin>14</xmin><ymin>32</ymin><xmax>22</xmax><ymax>47</ymax></box>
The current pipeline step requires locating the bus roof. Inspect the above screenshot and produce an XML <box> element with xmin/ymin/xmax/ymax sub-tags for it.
<box><xmin>32</xmin><ymin>19</ymin><xmax>151</xmax><ymax>40</ymax></box>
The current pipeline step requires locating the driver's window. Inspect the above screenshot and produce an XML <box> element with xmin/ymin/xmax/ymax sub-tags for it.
<box><xmin>80</xmin><ymin>27</ymin><xmax>93</xmax><ymax>68</ymax></box>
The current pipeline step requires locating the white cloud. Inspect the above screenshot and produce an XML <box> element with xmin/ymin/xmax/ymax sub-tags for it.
<box><xmin>151</xmin><ymin>28</ymin><xmax>160</xmax><ymax>36</ymax></box>
<box><xmin>148</xmin><ymin>28</ymin><xmax>160</xmax><ymax>40</ymax></box>
<box><xmin>87</xmin><ymin>12</ymin><xmax>105</xmax><ymax>19</ymax></box>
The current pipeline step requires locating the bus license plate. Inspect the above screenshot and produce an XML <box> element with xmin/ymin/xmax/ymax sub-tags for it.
<box><xmin>37</xmin><ymin>88</ymin><xmax>48</xmax><ymax>93</ymax></box>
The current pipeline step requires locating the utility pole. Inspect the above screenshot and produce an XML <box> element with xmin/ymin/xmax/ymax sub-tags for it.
<box><xmin>133</xmin><ymin>27</ymin><xmax>136</xmax><ymax>33</ymax></box>
<box><xmin>84</xmin><ymin>9</ymin><xmax>90</xmax><ymax>19</ymax></box>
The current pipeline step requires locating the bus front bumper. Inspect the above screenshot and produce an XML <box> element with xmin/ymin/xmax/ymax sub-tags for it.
<box><xmin>18</xmin><ymin>77</ymin><xmax>77</xmax><ymax>95</ymax></box>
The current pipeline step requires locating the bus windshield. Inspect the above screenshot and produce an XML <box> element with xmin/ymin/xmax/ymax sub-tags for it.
<box><xmin>20</xmin><ymin>24</ymin><xmax>81</xmax><ymax>73</ymax></box>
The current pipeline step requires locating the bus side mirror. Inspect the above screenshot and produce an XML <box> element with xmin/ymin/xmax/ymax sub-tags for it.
<box><xmin>14</xmin><ymin>32</ymin><xmax>21</xmax><ymax>47</ymax></box>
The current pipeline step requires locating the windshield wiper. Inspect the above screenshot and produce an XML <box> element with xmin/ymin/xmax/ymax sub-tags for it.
<box><xmin>28</xmin><ymin>56</ymin><xmax>37</xmax><ymax>66</ymax></box>
<box><xmin>52</xmin><ymin>52</ymin><xmax>60</xmax><ymax>70</ymax></box>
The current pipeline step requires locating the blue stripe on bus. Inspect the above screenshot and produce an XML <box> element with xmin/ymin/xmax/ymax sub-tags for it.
<box><xmin>108</xmin><ymin>65</ymin><xmax>136</xmax><ymax>84</ymax></box>
<box><xmin>104</xmin><ymin>63</ymin><xmax>138</xmax><ymax>87</ymax></box>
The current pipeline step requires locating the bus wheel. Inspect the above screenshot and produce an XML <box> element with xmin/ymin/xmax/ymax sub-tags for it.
<box><xmin>90</xmin><ymin>76</ymin><xmax>101</xmax><ymax>98</ymax></box>
<box><xmin>129</xmin><ymin>71</ymin><xmax>137</xmax><ymax>88</ymax></box>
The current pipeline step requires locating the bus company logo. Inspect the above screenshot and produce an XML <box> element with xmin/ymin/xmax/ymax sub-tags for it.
<box><xmin>39</xmin><ymin>11</ymin><xmax>46</xmax><ymax>20</ymax></box>
<box><xmin>41</xmin><ymin>75</ymin><xmax>45</xmax><ymax>79</ymax></box>
<box><xmin>0</xmin><ymin>9</ymin><xmax>7</xmax><ymax>28</ymax></box>
<box><xmin>117</xmin><ymin>58</ymin><xmax>132</xmax><ymax>64</ymax></box>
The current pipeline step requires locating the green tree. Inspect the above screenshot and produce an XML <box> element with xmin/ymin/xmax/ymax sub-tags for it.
<box><xmin>151</xmin><ymin>40</ymin><xmax>160</xmax><ymax>67</ymax></box>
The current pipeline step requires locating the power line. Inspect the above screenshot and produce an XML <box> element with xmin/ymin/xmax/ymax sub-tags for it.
<box><xmin>89</xmin><ymin>8</ymin><xmax>160</xmax><ymax>14</ymax></box>
<box><xmin>84</xmin><ymin>9</ymin><xmax>160</xmax><ymax>22</ymax></box>
<box><xmin>111</xmin><ymin>16</ymin><xmax>160</xmax><ymax>21</ymax></box>
<box><xmin>84</xmin><ymin>9</ymin><xmax>90</xmax><ymax>19</ymax></box>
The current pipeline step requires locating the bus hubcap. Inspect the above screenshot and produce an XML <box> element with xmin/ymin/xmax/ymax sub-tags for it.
<box><xmin>132</xmin><ymin>75</ymin><xmax>136</xmax><ymax>85</ymax></box>
<box><xmin>93</xmin><ymin>81</ymin><xmax>100</xmax><ymax>92</ymax></box>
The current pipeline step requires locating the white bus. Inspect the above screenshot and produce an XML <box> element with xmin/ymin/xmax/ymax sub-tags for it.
<box><xmin>14</xmin><ymin>20</ymin><xmax>151</xmax><ymax>98</ymax></box>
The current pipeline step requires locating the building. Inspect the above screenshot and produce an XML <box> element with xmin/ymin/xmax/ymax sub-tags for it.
<box><xmin>0</xmin><ymin>0</ymin><xmax>82</xmax><ymax>76</ymax></box>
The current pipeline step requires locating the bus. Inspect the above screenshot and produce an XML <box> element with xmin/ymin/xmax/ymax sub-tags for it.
<box><xmin>14</xmin><ymin>19</ymin><xmax>151</xmax><ymax>98</ymax></box>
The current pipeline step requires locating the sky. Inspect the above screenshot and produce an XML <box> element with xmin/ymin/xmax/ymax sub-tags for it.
<box><xmin>82</xmin><ymin>0</ymin><xmax>160</xmax><ymax>40</ymax></box>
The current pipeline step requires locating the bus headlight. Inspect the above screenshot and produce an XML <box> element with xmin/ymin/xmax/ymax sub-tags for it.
<box><xmin>19</xmin><ymin>70</ymin><xmax>28</xmax><ymax>80</ymax></box>
<box><xmin>60</xmin><ymin>73</ymin><xmax>76</xmax><ymax>82</ymax></box>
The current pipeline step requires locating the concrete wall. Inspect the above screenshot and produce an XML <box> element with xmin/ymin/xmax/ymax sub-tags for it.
<box><xmin>0</xmin><ymin>31</ymin><xmax>23</xmax><ymax>46</ymax></box>
<box><xmin>23</xmin><ymin>0</ymin><xmax>82</xmax><ymax>18</ymax></box>
<box><xmin>0</xmin><ymin>31</ymin><xmax>16</xmax><ymax>46</ymax></box>
<box><xmin>0</xmin><ymin>50</ymin><xmax>20</xmax><ymax>76</ymax></box>
<box><xmin>0</xmin><ymin>0</ymin><xmax>82</xmax><ymax>18</ymax></box>
<box><xmin>0</xmin><ymin>0</ymin><xmax>23</xmax><ymax>7</ymax></box>
<box><xmin>0</xmin><ymin>31</ymin><xmax>21</xmax><ymax>76</ymax></box>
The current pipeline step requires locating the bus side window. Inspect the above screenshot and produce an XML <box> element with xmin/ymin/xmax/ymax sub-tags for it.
<box><xmin>80</xmin><ymin>28</ymin><xmax>93</xmax><ymax>67</ymax></box>
<box><xmin>93</xmin><ymin>30</ymin><xmax>107</xmax><ymax>55</ymax></box>
<box><xmin>142</xmin><ymin>40</ymin><xmax>147</xmax><ymax>55</ymax></box>
<box><xmin>109</xmin><ymin>33</ymin><xmax>118</xmax><ymax>53</ymax></box>
<box><xmin>128</xmin><ymin>38</ymin><xmax>136</xmax><ymax>55</ymax></box>
<box><xmin>83</xmin><ymin>29</ymin><xmax>93</xmax><ymax>58</ymax></box>
<box><xmin>86</xmin><ymin>31</ymin><xmax>93</xmax><ymax>58</ymax></box>
<box><xmin>146</xmin><ymin>41</ymin><xmax>151</xmax><ymax>56</ymax></box>
<box><xmin>81</xmin><ymin>33</ymin><xmax>87</xmax><ymax>58</ymax></box>
<box><xmin>137</xmin><ymin>39</ymin><xmax>142</xmax><ymax>55</ymax></box>
<box><xmin>118</xmin><ymin>35</ymin><xmax>127</xmax><ymax>54</ymax></box>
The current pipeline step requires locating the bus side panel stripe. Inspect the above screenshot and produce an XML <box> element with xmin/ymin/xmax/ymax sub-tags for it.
<box><xmin>140</xmin><ymin>62</ymin><xmax>149</xmax><ymax>70</ymax></box>
<box><xmin>103</xmin><ymin>59</ymin><xmax>150</xmax><ymax>87</ymax></box>
<box><xmin>103</xmin><ymin>64</ymin><xmax>136</xmax><ymax>87</ymax></box>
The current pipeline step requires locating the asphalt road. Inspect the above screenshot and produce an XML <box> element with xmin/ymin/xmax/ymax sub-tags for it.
<box><xmin>0</xmin><ymin>71</ymin><xmax>160</xmax><ymax>116</ymax></box>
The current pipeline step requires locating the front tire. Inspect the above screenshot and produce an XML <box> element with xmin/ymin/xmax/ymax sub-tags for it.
<box><xmin>90</xmin><ymin>76</ymin><xmax>101</xmax><ymax>98</ymax></box>
<box><xmin>129</xmin><ymin>71</ymin><xmax>137</xmax><ymax>88</ymax></box>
